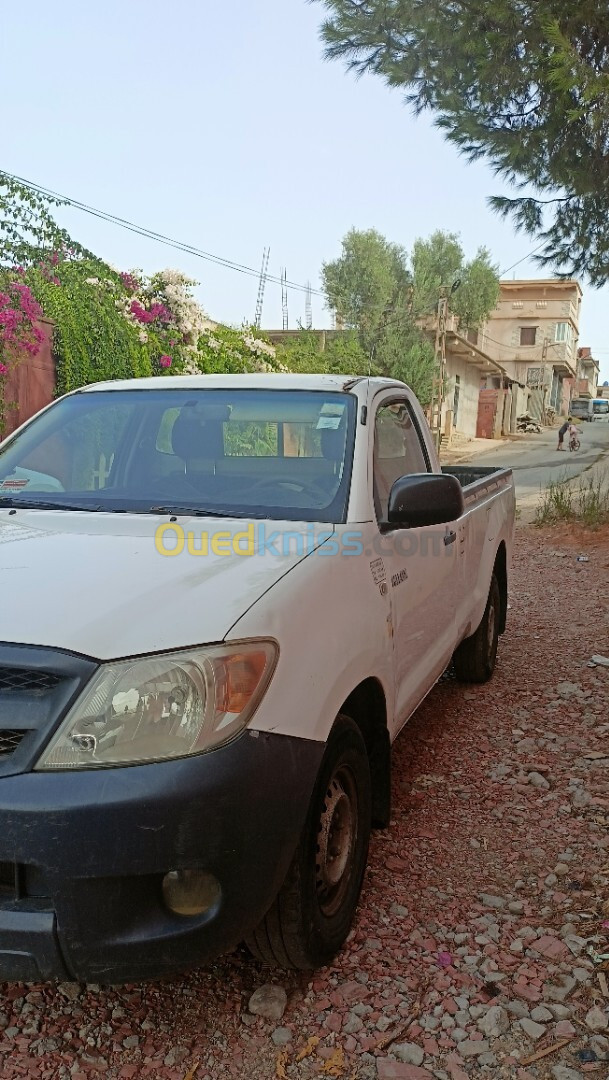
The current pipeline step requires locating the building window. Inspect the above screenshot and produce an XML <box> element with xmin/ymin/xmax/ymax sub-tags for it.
<box><xmin>555</xmin><ymin>322</ymin><xmax>568</xmax><ymax>343</ymax></box>
<box><xmin>527</xmin><ymin>367</ymin><xmax>544</xmax><ymax>388</ymax></box>
<box><xmin>520</xmin><ymin>327</ymin><xmax>537</xmax><ymax>346</ymax></box>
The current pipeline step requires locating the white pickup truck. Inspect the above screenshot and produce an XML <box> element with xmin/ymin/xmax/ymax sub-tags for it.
<box><xmin>0</xmin><ymin>374</ymin><xmax>514</xmax><ymax>983</ymax></box>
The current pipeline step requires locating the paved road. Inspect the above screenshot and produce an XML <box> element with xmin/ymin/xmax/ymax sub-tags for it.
<box><xmin>459</xmin><ymin>422</ymin><xmax>609</xmax><ymax>506</ymax></box>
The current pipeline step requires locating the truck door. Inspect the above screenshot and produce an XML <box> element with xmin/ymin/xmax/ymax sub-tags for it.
<box><xmin>371</xmin><ymin>394</ymin><xmax>458</xmax><ymax>732</ymax></box>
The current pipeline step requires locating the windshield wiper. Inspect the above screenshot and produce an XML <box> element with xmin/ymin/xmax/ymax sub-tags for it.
<box><xmin>0</xmin><ymin>497</ymin><xmax>103</xmax><ymax>512</ymax></box>
<box><xmin>149</xmin><ymin>504</ymin><xmax>245</xmax><ymax>519</ymax></box>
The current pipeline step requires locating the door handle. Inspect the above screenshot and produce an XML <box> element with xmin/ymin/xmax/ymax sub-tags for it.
<box><xmin>444</xmin><ymin>531</ymin><xmax>457</xmax><ymax>546</ymax></box>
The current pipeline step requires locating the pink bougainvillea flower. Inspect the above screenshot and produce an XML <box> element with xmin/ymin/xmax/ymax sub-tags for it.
<box><xmin>0</xmin><ymin>280</ymin><xmax>44</xmax><ymax>360</ymax></box>
<box><xmin>129</xmin><ymin>300</ymin><xmax>151</xmax><ymax>324</ymax></box>
<box><xmin>149</xmin><ymin>302</ymin><xmax>172</xmax><ymax>324</ymax></box>
<box><xmin>120</xmin><ymin>272</ymin><xmax>139</xmax><ymax>293</ymax></box>
<box><xmin>159</xmin><ymin>355</ymin><xmax>172</xmax><ymax>368</ymax></box>
<box><xmin>0</xmin><ymin>362</ymin><xmax>8</xmax><ymax>375</ymax></box>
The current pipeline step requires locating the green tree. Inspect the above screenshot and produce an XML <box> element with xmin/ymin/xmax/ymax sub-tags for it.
<box><xmin>376</xmin><ymin>316</ymin><xmax>436</xmax><ymax>405</ymax></box>
<box><xmin>411</xmin><ymin>231</ymin><xmax>462</xmax><ymax>320</ymax></box>
<box><xmin>412</xmin><ymin>231</ymin><xmax>499</xmax><ymax>329</ymax></box>
<box><xmin>322</xmin><ymin>229</ymin><xmax>410</xmax><ymax>353</ymax></box>
<box><xmin>275</xmin><ymin>329</ymin><xmax>367</xmax><ymax>375</ymax></box>
<box><xmin>317</xmin><ymin>1</ymin><xmax>609</xmax><ymax>285</ymax></box>
<box><xmin>320</xmin><ymin>227</ymin><xmax>499</xmax><ymax>404</ymax></box>
<box><xmin>325</xmin><ymin>329</ymin><xmax>368</xmax><ymax>373</ymax></box>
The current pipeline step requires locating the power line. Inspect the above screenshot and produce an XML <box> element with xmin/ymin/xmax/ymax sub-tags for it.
<box><xmin>4</xmin><ymin>169</ymin><xmax>569</xmax><ymax>320</ymax></box>
<box><xmin>500</xmin><ymin>243</ymin><xmax>547</xmax><ymax>277</ymax></box>
<box><xmin>0</xmin><ymin>170</ymin><xmax>325</xmax><ymax>299</ymax></box>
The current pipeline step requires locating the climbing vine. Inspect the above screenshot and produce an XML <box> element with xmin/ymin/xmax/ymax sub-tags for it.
<box><xmin>0</xmin><ymin>173</ymin><xmax>284</xmax><ymax>407</ymax></box>
<box><xmin>26</xmin><ymin>262</ymin><xmax>152</xmax><ymax>394</ymax></box>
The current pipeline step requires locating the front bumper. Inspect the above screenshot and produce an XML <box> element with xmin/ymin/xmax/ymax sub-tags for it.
<box><xmin>0</xmin><ymin>729</ymin><xmax>324</xmax><ymax>983</ymax></box>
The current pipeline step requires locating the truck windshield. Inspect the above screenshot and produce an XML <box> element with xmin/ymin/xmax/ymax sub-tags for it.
<box><xmin>0</xmin><ymin>388</ymin><xmax>357</xmax><ymax>523</ymax></box>
<box><xmin>593</xmin><ymin>400</ymin><xmax>609</xmax><ymax>416</ymax></box>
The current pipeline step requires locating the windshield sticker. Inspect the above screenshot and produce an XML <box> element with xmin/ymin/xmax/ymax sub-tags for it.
<box><xmin>316</xmin><ymin>416</ymin><xmax>342</xmax><ymax>430</ymax></box>
<box><xmin>0</xmin><ymin>478</ymin><xmax>29</xmax><ymax>490</ymax></box>
<box><xmin>320</xmin><ymin>403</ymin><xmax>346</xmax><ymax>416</ymax></box>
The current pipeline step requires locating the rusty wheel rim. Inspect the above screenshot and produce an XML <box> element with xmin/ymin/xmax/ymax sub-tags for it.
<box><xmin>315</xmin><ymin>765</ymin><xmax>357</xmax><ymax>918</ymax></box>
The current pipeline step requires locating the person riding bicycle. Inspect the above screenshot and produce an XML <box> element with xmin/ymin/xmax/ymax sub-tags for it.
<box><xmin>568</xmin><ymin>421</ymin><xmax>580</xmax><ymax>450</ymax></box>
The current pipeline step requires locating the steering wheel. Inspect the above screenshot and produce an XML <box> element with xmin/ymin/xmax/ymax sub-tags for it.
<box><xmin>246</xmin><ymin>477</ymin><xmax>330</xmax><ymax>502</ymax></box>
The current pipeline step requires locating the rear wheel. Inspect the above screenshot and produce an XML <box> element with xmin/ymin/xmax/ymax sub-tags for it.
<box><xmin>453</xmin><ymin>574</ymin><xmax>500</xmax><ymax>683</ymax></box>
<box><xmin>246</xmin><ymin>716</ymin><xmax>371</xmax><ymax>969</ymax></box>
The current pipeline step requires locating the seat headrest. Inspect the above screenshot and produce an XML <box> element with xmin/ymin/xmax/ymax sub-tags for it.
<box><xmin>171</xmin><ymin>411</ymin><xmax>224</xmax><ymax>462</ymax></box>
<box><xmin>320</xmin><ymin>421</ymin><xmax>347</xmax><ymax>463</ymax></box>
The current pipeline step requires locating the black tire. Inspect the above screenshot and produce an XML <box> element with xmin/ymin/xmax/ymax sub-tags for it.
<box><xmin>453</xmin><ymin>574</ymin><xmax>500</xmax><ymax>683</ymax></box>
<box><xmin>246</xmin><ymin>715</ymin><xmax>371</xmax><ymax>969</ymax></box>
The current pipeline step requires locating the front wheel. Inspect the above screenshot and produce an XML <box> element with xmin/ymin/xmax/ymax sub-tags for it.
<box><xmin>453</xmin><ymin>574</ymin><xmax>500</xmax><ymax>683</ymax></box>
<box><xmin>245</xmin><ymin>716</ymin><xmax>371</xmax><ymax>969</ymax></box>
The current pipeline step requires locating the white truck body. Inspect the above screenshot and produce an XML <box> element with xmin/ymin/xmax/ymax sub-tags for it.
<box><xmin>0</xmin><ymin>374</ymin><xmax>515</xmax><ymax>982</ymax></box>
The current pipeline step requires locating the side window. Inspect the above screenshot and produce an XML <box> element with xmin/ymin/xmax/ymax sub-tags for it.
<box><xmin>373</xmin><ymin>400</ymin><xmax>429</xmax><ymax>519</ymax></box>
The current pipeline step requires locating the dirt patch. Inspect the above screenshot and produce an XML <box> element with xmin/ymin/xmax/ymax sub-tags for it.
<box><xmin>534</xmin><ymin>521</ymin><xmax>609</xmax><ymax>562</ymax></box>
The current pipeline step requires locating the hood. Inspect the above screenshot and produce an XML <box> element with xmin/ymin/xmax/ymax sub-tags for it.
<box><xmin>0</xmin><ymin>511</ymin><xmax>332</xmax><ymax>660</ymax></box>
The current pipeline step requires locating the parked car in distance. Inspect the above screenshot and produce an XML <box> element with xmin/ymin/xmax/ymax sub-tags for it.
<box><xmin>571</xmin><ymin>397</ymin><xmax>609</xmax><ymax>422</ymax></box>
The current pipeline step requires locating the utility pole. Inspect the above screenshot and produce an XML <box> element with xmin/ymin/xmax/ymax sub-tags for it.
<box><xmin>429</xmin><ymin>288</ymin><xmax>449</xmax><ymax>449</ymax></box>
<box><xmin>305</xmin><ymin>282</ymin><xmax>313</xmax><ymax>331</ymax></box>
<box><xmin>281</xmin><ymin>268</ymin><xmax>289</xmax><ymax>331</ymax></box>
<box><xmin>540</xmin><ymin>336</ymin><xmax>548</xmax><ymax>424</ymax></box>
<box><xmin>254</xmin><ymin>247</ymin><xmax>270</xmax><ymax>330</ymax></box>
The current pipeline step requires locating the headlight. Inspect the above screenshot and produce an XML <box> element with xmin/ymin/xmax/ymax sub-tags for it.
<box><xmin>36</xmin><ymin>640</ymin><xmax>277</xmax><ymax>770</ymax></box>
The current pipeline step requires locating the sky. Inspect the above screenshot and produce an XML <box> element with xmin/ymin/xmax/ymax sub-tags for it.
<box><xmin>4</xmin><ymin>0</ymin><xmax>609</xmax><ymax>381</ymax></box>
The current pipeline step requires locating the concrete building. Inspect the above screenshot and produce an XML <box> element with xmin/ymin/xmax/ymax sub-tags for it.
<box><xmin>478</xmin><ymin>279</ymin><xmax>582</xmax><ymax>420</ymax></box>
<box><xmin>575</xmin><ymin>347</ymin><xmax>600</xmax><ymax>399</ymax></box>
<box><xmin>439</xmin><ymin>322</ymin><xmax>513</xmax><ymax>441</ymax></box>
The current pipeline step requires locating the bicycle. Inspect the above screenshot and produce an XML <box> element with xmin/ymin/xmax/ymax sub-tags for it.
<box><xmin>569</xmin><ymin>433</ymin><xmax>580</xmax><ymax>452</ymax></box>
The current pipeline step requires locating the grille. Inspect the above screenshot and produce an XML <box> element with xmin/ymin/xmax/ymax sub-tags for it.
<box><xmin>0</xmin><ymin>730</ymin><xmax>27</xmax><ymax>756</ymax></box>
<box><xmin>0</xmin><ymin>669</ymin><xmax>60</xmax><ymax>695</ymax></box>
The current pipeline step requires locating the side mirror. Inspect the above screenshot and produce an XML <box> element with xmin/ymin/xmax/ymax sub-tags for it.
<box><xmin>386</xmin><ymin>473</ymin><xmax>464</xmax><ymax>529</ymax></box>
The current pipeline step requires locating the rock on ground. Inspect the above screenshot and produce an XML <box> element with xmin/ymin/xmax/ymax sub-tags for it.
<box><xmin>247</xmin><ymin>984</ymin><xmax>288</xmax><ymax>1021</ymax></box>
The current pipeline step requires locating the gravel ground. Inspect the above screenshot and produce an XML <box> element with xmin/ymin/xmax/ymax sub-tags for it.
<box><xmin>1</xmin><ymin>523</ymin><xmax>609</xmax><ymax>1080</ymax></box>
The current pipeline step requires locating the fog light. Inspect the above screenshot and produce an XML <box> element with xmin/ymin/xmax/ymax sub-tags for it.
<box><xmin>162</xmin><ymin>869</ymin><xmax>221</xmax><ymax>917</ymax></box>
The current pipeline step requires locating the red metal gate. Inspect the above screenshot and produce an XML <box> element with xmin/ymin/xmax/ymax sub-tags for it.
<box><xmin>2</xmin><ymin>320</ymin><xmax>56</xmax><ymax>437</ymax></box>
<box><xmin>476</xmin><ymin>389</ymin><xmax>499</xmax><ymax>439</ymax></box>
